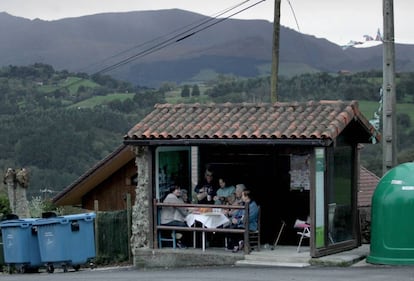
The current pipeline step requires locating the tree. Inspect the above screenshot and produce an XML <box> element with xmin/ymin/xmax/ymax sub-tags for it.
<box><xmin>181</xmin><ymin>85</ymin><xmax>190</xmax><ymax>97</ymax></box>
<box><xmin>191</xmin><ymin>84</ymin><xmax>200</xmax><ymax>96</ymax></box>
<box><xmin>159</xmin><ymin>82</ymin><xmax>176</xmax><ymax>94</ymax></box>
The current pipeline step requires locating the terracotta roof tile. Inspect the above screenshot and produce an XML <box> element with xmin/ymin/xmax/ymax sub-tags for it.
<box><xmin>125</xmin><ymin>100</ymin><xmax>380</xmax><ymax>142</ymax></box>
<box><xmin>358</xmin><ymin>166</ymin><xmax>380</xmax><ymax>207</ymax></box>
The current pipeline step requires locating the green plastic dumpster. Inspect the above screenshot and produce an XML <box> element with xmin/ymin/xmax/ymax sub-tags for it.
<box><xmin>367</xmin><ymin>162</ymin><xmax>414</xmax><ymax>265</ymax></box>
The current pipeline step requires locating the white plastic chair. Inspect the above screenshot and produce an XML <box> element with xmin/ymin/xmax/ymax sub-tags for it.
<box><xmin>294</xmin><ymin>218</ymin><xmax>310</xmax><ymax>252</ymax></box>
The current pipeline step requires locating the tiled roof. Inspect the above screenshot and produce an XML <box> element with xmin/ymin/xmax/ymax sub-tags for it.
<box><xmin>358</xmin><ymin>166</ymin><xmax>380</xmax><ymax>207</ymax></box>
<box><xmin>125</xmin><ymin>100</ymin><xmax>379</xmax><ymax>143</ymax></box>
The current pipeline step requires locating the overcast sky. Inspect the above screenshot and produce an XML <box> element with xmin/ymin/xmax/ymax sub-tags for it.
<box><xmin>0</xmin><ymin>0</ymin><xmax>412</xmax><ymax>46</ymax></box>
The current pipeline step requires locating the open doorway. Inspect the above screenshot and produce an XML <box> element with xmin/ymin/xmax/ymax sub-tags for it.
<box><xmin>200</xmin><ymin>146</ymin><xmax>311</xmax><ymax>246</ymax></box>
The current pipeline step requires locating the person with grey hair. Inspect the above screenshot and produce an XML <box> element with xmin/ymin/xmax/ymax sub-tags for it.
<box><xmin>224</xmin><ymin>183</ymin><xmax>246</xmax><ymax>218</ymax></box>
<box><xmin>234</xmin><ymin>184</ymin><xmax>246</xmax><ymax>204</ymax></box>
<box><xmin>226</xmin><ymin>189</ymin><xmax>259</xmax><ymax>252</ymax></box>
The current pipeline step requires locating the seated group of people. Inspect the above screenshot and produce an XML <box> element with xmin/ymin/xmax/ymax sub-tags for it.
<box><xmin>160</xmin><ymin>169</ymin><xmax>259</xmax><ymax>252</ymax></box>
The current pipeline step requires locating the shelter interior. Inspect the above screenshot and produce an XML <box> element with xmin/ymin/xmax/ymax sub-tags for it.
<box><xmin>156</xmin><ymin>145</ymin><xmax>314</xmax><ymax>247</ymax></box>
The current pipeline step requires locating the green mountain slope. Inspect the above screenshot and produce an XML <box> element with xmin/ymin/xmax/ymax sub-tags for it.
<box><xmin>1</xmin><ymin>64</ymin><xmax>413</xmax><ymax>199</ymax></box>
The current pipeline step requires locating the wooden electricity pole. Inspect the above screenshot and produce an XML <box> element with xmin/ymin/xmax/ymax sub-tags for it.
<box><xmin>270</xmin><ymin>0</ymin><xmax>281</xmax><ymax>103</ymax></box>
<box><xmin>382</xmin><ymin>0</ymin><xmax>397</xmax><ymax>174</ymax></box>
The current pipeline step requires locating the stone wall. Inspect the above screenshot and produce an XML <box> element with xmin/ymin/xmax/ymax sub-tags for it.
<box><xmin>131</xmin><ymin>147</ymin><xmax>151</xmax><ymax>253</ymax></box>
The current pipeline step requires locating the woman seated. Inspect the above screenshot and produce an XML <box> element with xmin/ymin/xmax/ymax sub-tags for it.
<box><xmin>160</xmin><ymin>185</ymin><xmax>189</xmax><ymax>248</ymax></box>
<box><xmin>214</xmin><ymin>177</ymin><xmax>236</xmax><ymax>205</ymax></box>
<box><xmin>226</xmin><ymin>189</ymin><xmax>259</xmax><ymax>252</ymax></box>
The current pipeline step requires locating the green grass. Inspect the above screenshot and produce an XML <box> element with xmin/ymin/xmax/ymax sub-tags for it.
<box><xmin>357</xmin><ymin>100</ymin><xmax>380</xmax><ymax>120</ymax></box>
<box><xmin>358</xmin><ymin>100</ymin><xmax>414</xmax><ymax>123</ymax></box>
<box><xmin>69</xmin><ymin>93</ymin><xmax>135</xmax><ymax>108</ymax></box>
<box><xmin>279</xmin><ymin>62</ymin><xmax>320</xmax><ymax>77</ymax></box>
<box><xmin>190</xmin><ymin>69</ymin><xmax>220</xmax><ymax>82</ymax></box>
<box><xmin>40</xmin><ymin>76</ymin><xmax>100</xmax><ymax>94</ymax></box>
<box><xmin>395</xmin><ymin>103</ymin><xmax>414</xmax><ymax>122</ymax></box>
<box><xmin>165</xmin><ymin>84</ymin><xmax>211</xmax><ymax>104</ymax></box>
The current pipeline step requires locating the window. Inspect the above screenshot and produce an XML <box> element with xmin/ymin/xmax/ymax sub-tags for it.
<box><xmin>156</xmin><ymin>147</ymin><xmax>191</xmax><ymax>200</ymax></box>
<box><xmin>328</xmin><ymin>145</ymin><xmax>353</xmax><ymax>244</ymax></box>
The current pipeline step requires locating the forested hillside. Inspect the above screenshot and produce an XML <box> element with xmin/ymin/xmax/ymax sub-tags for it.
<box><xmin>0</xmin><ymin>63</ymin><xmax>164</xmax><ymax>198</ymax></box>
<box><xmin>1</xmin><ymin>64</ymin><xmax>413</xmax><ymax>198</ymax></box>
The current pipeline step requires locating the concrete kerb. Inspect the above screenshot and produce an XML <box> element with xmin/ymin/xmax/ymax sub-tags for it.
<box><xmin>133</xmin><ymin>244</ymin><xmax>370</xmax><ymax>269</ymax></box>
<box><xmin>134</xmin><ymin>248</ymin><xmax>244</xmax><ymax>268</ymax></box>
<box><xmin>310</xmin><ymin>254</ymin><xmax>365</xmax><ymax>267</ymax></box>
<box><xmin>310</xmin><ymin>244</ymin><xmax>370</xmax><ymax>267</ymax></box>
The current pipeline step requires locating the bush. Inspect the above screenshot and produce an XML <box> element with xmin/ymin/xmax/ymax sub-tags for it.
<box><xmin>0</xmin><ymin>194</ymin><xmax>11</xmax><ymax>219</ymax></box>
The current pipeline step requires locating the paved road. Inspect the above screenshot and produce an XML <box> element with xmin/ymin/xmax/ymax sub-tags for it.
<box><xmin>1</xmin><ymin>265</ymin><xmax>413</xmax><ymax>281</ymax></box>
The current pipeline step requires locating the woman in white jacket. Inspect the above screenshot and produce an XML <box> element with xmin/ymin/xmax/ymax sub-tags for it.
<box><xmin>161</xmin><ymin>185</ymin><xmax>189</xmax><ymax>226</ymax></box>
<box><xmin>160</xmin><ymin>185</ymin><xmax>189</xmax><ymax>248</ymax></box>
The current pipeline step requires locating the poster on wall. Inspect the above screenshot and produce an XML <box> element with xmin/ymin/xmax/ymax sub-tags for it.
<box><xmin>289</xmin><ymin>154</ymin><xmax>310</xmax><ymax>191</ymax></box>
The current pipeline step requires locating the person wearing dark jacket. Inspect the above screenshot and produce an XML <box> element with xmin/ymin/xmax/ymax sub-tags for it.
<box><xmin>193</xmin><ymin>169</ymin><xmax>217</xmax><ymax>204</ymax></box>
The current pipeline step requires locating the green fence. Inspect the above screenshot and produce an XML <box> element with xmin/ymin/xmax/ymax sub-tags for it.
<box><xmin>95</xmin><ymin>210</ymin><xmax>130</xmax><ymax>265</ymax></box>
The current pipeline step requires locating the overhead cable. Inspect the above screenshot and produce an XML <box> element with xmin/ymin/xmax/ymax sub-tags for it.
<box><xmin>95</xmin><ymin>0</ymin><xmax>266</xmax><ymax>75</ymax></box>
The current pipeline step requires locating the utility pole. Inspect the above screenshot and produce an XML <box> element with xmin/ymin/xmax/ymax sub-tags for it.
<box><xmin>382</xmin><ymin>0</ymin><xmax>397</xmax><ymax>175</ymax></box>
<box><xmin>270</xmin><ymin>0</ymin><xmax>281</xmax><ymax>103</ymax></box>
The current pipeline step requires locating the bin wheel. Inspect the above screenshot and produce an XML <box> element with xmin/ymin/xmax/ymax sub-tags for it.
<box><xmin>89</xmin><ymin>262</ymin><xmax>96</xmax><ymax>269</ymax></box>
<box><xmin>17</xmin><ymin>265</ymin><xmax>26</xmax><ymax>273</ymax></box>
<box><xmin>73</xmin><ymin>264</ymin><xmax>81</xmax><ymax>271</ymax></box>
<box><xmin>47</xmin><ymin>264</ymin><xmax>54</xmax><ymax>273</ymax></box>
<box><xmin>7</xmin><ymin>265</ymin><xmax>13</xmax><ymax>274</ymax></box>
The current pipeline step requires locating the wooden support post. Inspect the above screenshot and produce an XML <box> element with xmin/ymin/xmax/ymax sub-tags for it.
<box><xmin>94</xmin><ymin>200</ymin><xmax>99</xmax><ymax>257</ymax></box>
<box><xmin>126</xmin><ymin>193</ymin><xmax>132</xmax><ymax>262</ymax></box>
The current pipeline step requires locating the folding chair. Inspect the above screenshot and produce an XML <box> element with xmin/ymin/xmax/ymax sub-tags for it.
<box><xmin>296</xmin><ymin>224</ymin><xmax>310</xmax><ymax>252</ymax></box>
<box><xmin>294</xmin><ymin>218</ymin><xmax>310</xmax><ymax>253</ymax></box>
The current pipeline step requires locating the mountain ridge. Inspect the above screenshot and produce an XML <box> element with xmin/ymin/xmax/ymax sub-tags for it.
<box><xmin>1</xmin><ymin>9</ymin><xmax>413</xmax><ymax>87</ymax></box>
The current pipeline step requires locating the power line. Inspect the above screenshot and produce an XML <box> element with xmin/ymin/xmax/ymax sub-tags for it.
<box><xmin>286</xmin><ymin>0</ymin><xmax>301</xmax><ymax>33</ymax></box>
<box><xmin>48</xmin><ymin>0</ymin><xmax>266</xmax><ymax>92</ymax></box>
<box><xmin>79</xmin><ymin>0</ymin><xmax>253</xmax><ymax>73</ymax></box>
<box><xmin>284</xmin><ymin>0</ymin><xmax>315</xmax><ymax>71</ymax></box>
<box><xmin>95</xmin><ymin>0</ymin><xmax>266</xmax><ymax>75</ymax></box>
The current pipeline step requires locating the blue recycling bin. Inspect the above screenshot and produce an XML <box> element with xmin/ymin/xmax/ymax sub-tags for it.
<box><xmin>0</xmin><ymin>233</ymin><xmax>4</xmax><ymax>268</ymax></box>
<box><xmin>34</xmin><ymin>212</ymin><xmax>96</xmax><ymax>273</ymax></box>
<box><xmin>0</xmin><ymin>218</ymin><xmax>42</xmax><ymax>272</ymax></box>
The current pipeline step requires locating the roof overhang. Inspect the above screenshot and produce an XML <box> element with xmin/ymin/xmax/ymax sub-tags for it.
<box><xmin>53</xmin><ymin>145</ymin><xmax>135</xmax><ymax>206</ymax></box>
<box><xmin>123</xmin><ymin>138</ymin><xmax>333</xmax><ymax>147</ymax></box>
